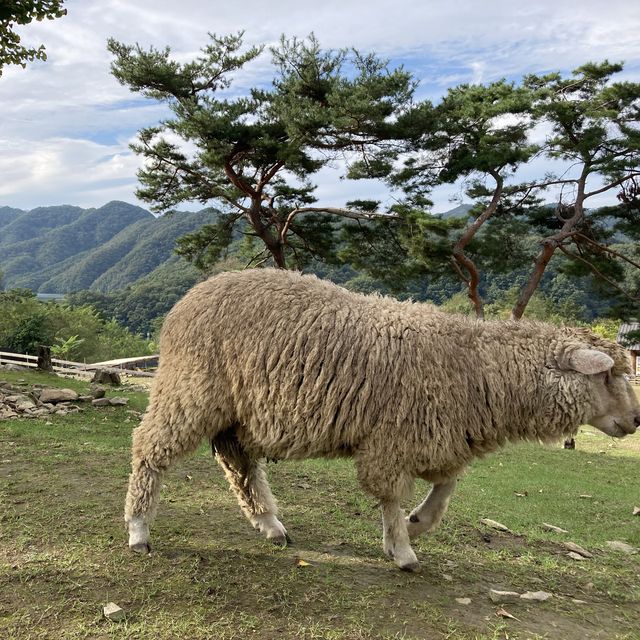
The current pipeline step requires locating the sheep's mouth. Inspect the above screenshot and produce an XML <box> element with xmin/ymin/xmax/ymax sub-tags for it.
<box><xmin>614</xmin><ymin>420</ymin><xmax>637</xmax><ymax>436</ymax></box>
<box><xmin>591</xmin><ymin>418</ymin><xmax>633</xmax><ymax>438</ymax></box>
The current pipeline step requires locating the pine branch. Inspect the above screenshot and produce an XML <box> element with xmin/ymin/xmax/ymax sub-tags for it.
<box><xmin>558</xmin><ymin>246</ymin><xmax>640</xmax><ymax>303</ymax></box>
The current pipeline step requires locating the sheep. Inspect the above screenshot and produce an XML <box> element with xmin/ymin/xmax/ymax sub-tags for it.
<box><xmin>125</xmin><ymin>268</ymin><xmax>640</xmax><ymax>571</ymax></box>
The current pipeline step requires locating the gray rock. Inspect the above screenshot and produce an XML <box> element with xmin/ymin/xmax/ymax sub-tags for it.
<box><xmin>480</xmin><ymin>518</ymin><xmax>512</xmax><ymax>533</ymax></box>
<box><xmin>489</xmin><ymin>589</ymin><xmax>521</xmax><ymax>604</ymax></box>
<box><xmin>0</xmin><ymin>407</ymin><xmax>18</xmax><ymax>420</ymax></box>
<box><xmin>92</xmin><ymin>398</ymin><xmax>111</xmax><ymax>407</ymax></box>
<box><xmin>5</xmin><ymin>395</ymin><xmax>29</xmax><ymax>403</ymax></box>
<box><xmin>542</xmin><ymin>523</ymin><xmax>568</xmax><ymax>534</ymax></box>
<box><xmin>606</xmin><ymin>541</ymin><xmax>637</xmax><ymax>554</ymax></box>
<box><xmin>109</xmin><ymin>397</ymin><xmax>129</xmax><ymax>406</ymax></box>
<box><xmin>103</xmin><ymin>602</ymin><xmax>126</xmax><ymax>622</ymax></box>
<box><xmin>15</xmin><ymin>399</ymin><xmax>36</xmax><ymax>411</ymax></box>
<box><xmin>455</xmin><ymin>597</ymin><xmax>471</xmax><ymax>605</ymax></box>
<box><xmin>90</xmin><ymin>385</ymin><xmax>106</xmax><ymax>399</ymax></box>
<box><xmin>92</xmin><ymin>370</ymin><xmax>121</xmax><ymax>385</ymax></box>
<box><xmin>39</xmin><ymin>388</ymin><xmax>79</xmax><ymax>404</ymax></box>
<box><xmin>31</xmin><ymin>408</ymin><xmax>53</xmax><ymax>416</ymax></box>
<box><xmin>563</xmin><ymin>542</ymin><xmax>593</xmax><ymax>558</ymax></box>
<box><xmin>520</xmin><ymin>591</ymin><xmax>552</xmax><ymax>602</ymax></box>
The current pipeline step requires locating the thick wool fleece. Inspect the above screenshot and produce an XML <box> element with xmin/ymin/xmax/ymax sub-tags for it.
<box><xmin>129</xmin><ymin>268</ymin><xmax>630</xmax><ymax>508</ymax></box>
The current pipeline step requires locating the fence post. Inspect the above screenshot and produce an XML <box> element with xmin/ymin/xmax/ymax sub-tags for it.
<box><xmin>37</xmin><ymin>345</ymin><xmax>53</xmax><ymax>372</ymax></box>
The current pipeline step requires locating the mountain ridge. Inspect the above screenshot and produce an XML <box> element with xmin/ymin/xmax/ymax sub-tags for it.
<box><xmin>0</xmin><ymin>201</ymin><xmax>219</xmax><ymax>293</ymax></box>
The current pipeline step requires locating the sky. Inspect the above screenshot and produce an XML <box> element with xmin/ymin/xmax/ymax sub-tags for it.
<box><xmin>1</xmin><ymin>0</ymin><xmax>640</xmax><ymax>214</ymax></box>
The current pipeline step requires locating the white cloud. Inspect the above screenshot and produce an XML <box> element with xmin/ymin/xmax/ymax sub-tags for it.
<box><xmin>1</xmin><ymin>0</ymin><xmax>639</xmax><ymax>210</ymax></box>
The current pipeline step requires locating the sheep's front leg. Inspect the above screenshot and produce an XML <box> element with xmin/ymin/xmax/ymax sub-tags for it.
<box><xmin>213</xmin><ymin>431</ymin><xmax>288</xmax><ymax>546</ymax></box>
<box><xmin>405</xmin><ymin>478</ymin><xmax>457</xmax><ymax>540</ymax></box>
<box><xmin>381</xmin><ymin>499</ymin><xmax>420</xmax><ymax>572</ymax></box>
<box><xmin>125</xmin><ymin>407</ymin><xmax>213</xmax><ymax>553</ymax></box>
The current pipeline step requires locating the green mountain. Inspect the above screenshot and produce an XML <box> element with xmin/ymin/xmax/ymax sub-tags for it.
<box><xmin>0</xmin><ymin>205</ymin><xmax>85</xmax><ymax>246</ymax></box>
<box><xmin>0</xmin><ymin>206</ymin><xmax>23</xmax><ymax>231</ymax></box>
<box><xmin>0</xmin><ymin>201</ymin><xmax>219</xmax><ymax>293</ymax></box>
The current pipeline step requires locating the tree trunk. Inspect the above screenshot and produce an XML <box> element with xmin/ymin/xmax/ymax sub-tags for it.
<box><xmin>451</xmin><ymin>173</ymin><xmax>503</xmax><ymax>320</ymax></box>
<box><xmin>37</xmin><ymin>345</ymin><xmax>53</xmax><ymax>372</ymax></box>
<box><xmin>451</xmin><ymin>252</ymin><xmax>484</xmax><ymax>320</ymax></box>
<box><xmin>510</xmin><ymin>169</ymin><xmax>589</xmax><ymax>321</ymax></box>
<box><xmin>510</xmin><ymin>241</ymin><xmax>556</xmax><ymax>320</ymax></box>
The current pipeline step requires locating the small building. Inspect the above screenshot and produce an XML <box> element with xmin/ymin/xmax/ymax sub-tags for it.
<box><xmin>617</xmin><ymin>322</ymin><xmax>640</xmax><ymax>376</ymax></box>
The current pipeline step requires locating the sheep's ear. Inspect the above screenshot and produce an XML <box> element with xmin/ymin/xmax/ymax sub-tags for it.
<box><xmin>566</xmin><ymin>348</ymin><xmax>614</xmax><ymax>375</ymax></box>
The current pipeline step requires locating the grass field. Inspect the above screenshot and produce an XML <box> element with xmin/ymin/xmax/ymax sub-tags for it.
<box><xmin>1</xmin><ymin>370</ymin><xmax>639</xmax><ymax>639</ymax></box>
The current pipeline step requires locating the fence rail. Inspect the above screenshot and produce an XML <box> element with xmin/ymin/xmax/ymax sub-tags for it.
<box><xmin>0</xmin><ymin>351</ymin><xmax>156</xmax><ymax>378</ymax></box>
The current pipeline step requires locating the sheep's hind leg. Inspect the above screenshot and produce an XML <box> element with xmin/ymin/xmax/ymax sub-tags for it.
<box><xmin>405</xmin><ymin>478</ymin><xmax>457</xmax><ymax>540</ymax></box>
<box><xmin>213</xmin><ymin>431</ymin><xmax>288</xmax><ymax>546</ymax></box>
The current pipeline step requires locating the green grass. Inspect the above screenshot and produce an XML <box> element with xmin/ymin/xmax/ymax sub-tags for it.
<box><xmin>1</xmin><ymin>370</ymin><xmax>639</xmax><ymax>639</ymax></box>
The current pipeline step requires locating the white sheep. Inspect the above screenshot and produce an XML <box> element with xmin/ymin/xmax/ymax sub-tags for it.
<box><xmin>125</xmin><ymin>269</ymin><xmax>640</xmax><ymax>571</ymax></box>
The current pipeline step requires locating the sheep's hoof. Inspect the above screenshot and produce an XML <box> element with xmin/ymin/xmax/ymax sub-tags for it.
<box><xmin>130</xmin><ymin>542</ymin><xmax>151</xmax><ymax>554</ymax></box>
<box><xmin>399</xmin><ymin>561</ymin><xmax>421</xmax><ymax>573</ymax></box>
<box><xmin>268</xmin><ymin>534</ymin><xmax>289</xmax><ymax>547</ymax></box>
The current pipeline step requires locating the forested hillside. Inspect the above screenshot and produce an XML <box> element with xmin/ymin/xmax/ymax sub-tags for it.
<box><xmin>0</xmin><ymin>201</ymin><xmax>219</xmax><ymax>293</ymax></box>
<box><xmin>0</xmin><ymin>199</ymin><xmax>634</xmax><ymax>338</ymax></box>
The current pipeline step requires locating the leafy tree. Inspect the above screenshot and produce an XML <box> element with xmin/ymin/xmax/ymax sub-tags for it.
<box><xmin>0</xmin><ymin>290</ymin><xmax>153</xmax><ymax>361</ymax></box>
<box><xmin>345</xmin><ymin>81</ymin><xmax>539</xmax><ymax>317</ymax></box>
<box><xmin>108</xmin><ymin>32</ymin><xmax>414</xmax><ymax>271</ymax></box>
<box><xmin>590</xmin><ymin>318</ymin><xmax>620</xmax><ymax>341</ymax></box>
<box><xmin>511</xmin><ymin>61</ymin><xmax>640</xmax><ymax>319</ymax></box>
<box><xmin>50</xmin><ymin>334</ymin><xmax>84</xmax><ymax>360</ymax></box>
<box><xmin>0</xmin><ymin>0</ymin><xmax>67</xmax><ymax>75</ymax></box>
<box><xmin>407</xmin><ymin>81</ymin><xmax>539</xmax><ymax>317</ymax></box>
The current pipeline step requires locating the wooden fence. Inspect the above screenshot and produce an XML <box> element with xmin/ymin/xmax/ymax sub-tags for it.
<box><xmin>0</xmin><ymin>351</ymin><xmax>157</xmax><ymax>378</ymax></box>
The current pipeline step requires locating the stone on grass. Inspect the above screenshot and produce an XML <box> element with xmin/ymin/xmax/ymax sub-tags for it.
<box><xmin>109</xmin><ymin>397</ymin><xmax>129</xmax><ymax>406</ymax></box>
<box><xmin>606</xmin><ymin>541</ymin><xmax>637</xmax><ymax>554</ymax></box>
<box><xmin>4</xmin><ymin>395</ymin><xmax>28</xmax><ymax>403</ymax></box>
<box><xmin>39</xmin><ymin>388</ymin><xmax>79</xmax><ymax>404</ymax></box>
<box><xmin>103</xmin><ymin>602</ymin><xmax>126</xmax><ymax>621</ymax></box>
<box><xmin>92</xmin><ymin>398</ymin><xmax>112</xmax><ymax>407</ymax></box>
<box><xmin>563</xmin><ymin>542</ymin><xmax>593</xmax><ymax>558</ymax></box>
<box><xmin>480</xmin><ymin>518</ymin><xmax>512</xmax><ymax>533</ymax></box>
<box><xmin>90</xmin><ymin>385</ymin><xmax>106</xmax><ymax>399</ymax></box>
<box><xmin>520</xmin><ymin>591</ymin><xmax>552</xmax><ymax>602</ymax></box>
<box><xmin>633</xmin><ymin>506</ymin><xmax>640</xmax><ymax>516</ymax></box>
<box><xmin>489</xmin><ymin>589</ymin><xmax>521</xmax><ymax>604</ymax></box>
<box><xmin>455</xmin><ymin>597</ymin><xmax>471</xmax><ymax>605</ymax></box>
<box><xmin>92</xmin><ymin>370</ymin><xmax>121</xmax><ymax>385</ymax></box>
<box><xmin>1</xmin><ymin>364</ymin><xmax>29</xmax><ymax>372</ymax></box>
<box><xmin>542</xmin><ymin>523</ymin><xmax>568</xmax><ymax>534</ymax></box>
<box><xmin>0</xmin><ymin>407</ymin><xmax>18</xmax><ymax>420</ymax></box>
<box><xmin>567</xmin><ymin>551</ymin><xmax>586</xmax><ymax>561</ymax></box>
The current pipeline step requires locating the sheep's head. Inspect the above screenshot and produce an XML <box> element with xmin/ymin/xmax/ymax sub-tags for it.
<box><xmin>553</xmin><ymin>340</ymin><xmax>640</xmax><ymax>438</ymax></box>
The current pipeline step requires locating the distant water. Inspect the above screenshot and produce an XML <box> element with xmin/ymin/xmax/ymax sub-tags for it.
<box><xmin>37</xmin><ymin>293</ymin><xmax>66</xmax><ymax>302</ymax></box>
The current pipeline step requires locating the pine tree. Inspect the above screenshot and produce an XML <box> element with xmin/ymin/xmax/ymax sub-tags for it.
<box><xmin>108</xmin><ymin>33</ymin><xmax>414</xmax><ymax>271</ymax></box>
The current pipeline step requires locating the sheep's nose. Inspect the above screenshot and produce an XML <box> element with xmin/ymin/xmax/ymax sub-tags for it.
<box><xmin>635</xmin><ymin>415</ymin><xmax>640</xmax><ymax>428</ymax></box>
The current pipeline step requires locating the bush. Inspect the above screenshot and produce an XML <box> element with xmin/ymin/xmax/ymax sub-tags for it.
<box><xmin>0</xmin><ymin>289</ymin><xmax>153</xmax><ymax>362</ymax></box>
